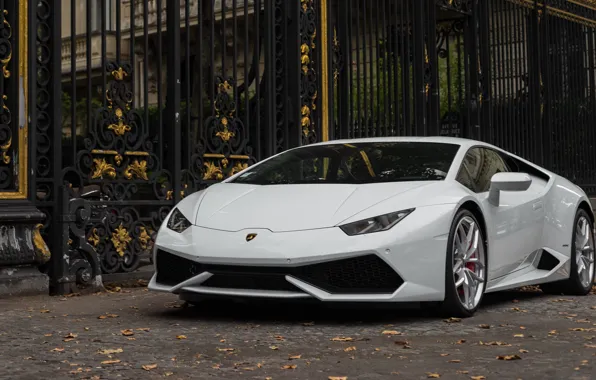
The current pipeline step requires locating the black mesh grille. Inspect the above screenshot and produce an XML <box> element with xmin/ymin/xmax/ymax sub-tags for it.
<box><xmin>156</xmin><ymin>251</ymin><xmax>402</xmax><ymax>294</ymax></box>
<box><xmin>295</xmin><ymin>255</ymin><xmax>403</xmax><ymax>294</ymax></box>
<box><xmin>155</xmin><ymin>250</ymin><xmax>203</xmax><ymax>286</ymax></box>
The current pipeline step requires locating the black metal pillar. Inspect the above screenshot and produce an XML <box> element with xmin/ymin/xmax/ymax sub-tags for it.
<box><xmin>166</xmin><ymin>0</ymin><xmax>182</xmax><ymax>204</ymax></box>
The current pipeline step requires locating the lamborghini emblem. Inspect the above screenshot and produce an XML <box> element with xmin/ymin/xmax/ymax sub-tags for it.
<box><xmin>246</xmin><ymin>233</ymin><xmax>257</xmax><ymax>242</ymax></box>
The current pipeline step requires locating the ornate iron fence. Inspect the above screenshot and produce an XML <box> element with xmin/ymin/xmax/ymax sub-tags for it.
<box><xmin>11</xmin><ymin>0</ymin><xmax>596</xmax><ymax>293</ymax></box>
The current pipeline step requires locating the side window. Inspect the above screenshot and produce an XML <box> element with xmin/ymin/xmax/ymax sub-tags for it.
<box><xmin>457</xmin><ymin>148</ymin><xmax>509</xmax><ymax>193</ymax></box>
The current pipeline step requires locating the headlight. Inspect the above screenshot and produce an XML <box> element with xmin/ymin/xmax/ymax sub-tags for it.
<box><xmin>167</xmin><ymin>208</ymin><xmax>191</xmax><ymax>233</ymax></box>
<box><xmin>339</xmin><ymin>209</ymin><xmax>415</xmax><ymax>236</ymax></box>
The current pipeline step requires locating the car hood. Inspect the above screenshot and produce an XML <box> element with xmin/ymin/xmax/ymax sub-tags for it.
<box><xmin>195</xmin><ymin>182</ymin><xmax>439</xmax><ymax>232</ymax></box>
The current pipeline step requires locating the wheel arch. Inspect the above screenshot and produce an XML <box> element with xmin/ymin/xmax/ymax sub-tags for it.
<box><xmin>577</xmin><ymin>200</ymin><xmax>594</xmax><ymax>225</ymax></box>
<box><xmin>458</xmin><ymin>200</ymin><xmax>488</xmax><ymax>252</ymax></box>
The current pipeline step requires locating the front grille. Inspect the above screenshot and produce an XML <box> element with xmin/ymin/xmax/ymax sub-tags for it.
<box><xmin>295</xmin><ymin>254</ymin><xmax>403</xmax><ymax>294</ymax></box>
<box><xmin>156</xmin><ymin>251</ymin><xmax>403</xmax><ymax>294</ymax></box>
<box><xmin>155</xmin><ymin>250</ymin><xmax>203</xmax><ymax>286</ymax></box>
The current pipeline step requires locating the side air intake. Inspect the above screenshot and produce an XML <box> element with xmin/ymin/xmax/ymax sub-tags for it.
<box><xmin>536</xmin><ymin>250</ymin><xmax>560</xmax><ymax>271</ymax></box>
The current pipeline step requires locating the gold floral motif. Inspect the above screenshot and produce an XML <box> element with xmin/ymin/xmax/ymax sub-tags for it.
<box><xmin>111</xmin><ymin>67</ymin><xmax>128</xmax><ymax>81</ymax></box>
<box><xmin>114</xmin><ymin>154</ymin><xmax>123</xmax><ymax>166</ymax></box>
<box><xmin>1</xmin><ymin>10</ymin><xmax>11</xmax><ymax>79</ymax></box>
<box><xmin>91</xmin><ymin>158</ymin><xmax>116</xmax><ymax>179</ymax></box>
<box><xmin>111</xmin><ymin>224</ymin><xmax>132</xmax><ymax>257</ymax></box>
<box><xmin>181</xmin><ymin>183</ymin><xmax>189</xmax><ymax>199</ymax></box>
<box><xmin>203</xmin><ymin>161</ymin><xmax>224</xmax><ymax>181</ymax></box>
<box><xmin>215</xmin><ymin>117</ymin><xmax>235</xmax><ymax>142</ymax></box>
<box><xmin>88</xmin><ymin>228</ymin><xmax>100</xmax><ymax>247</ymax></box>
<box><xmin>0</xmin><ymin>136</ymin><xmax>11</xmax><ymax>164</ymax></box>
<box><xmin>33</xmin><ymin>224</ymin><xmax>51</xmax><ymax>264</ymax></box>
<box><xmin>166</xmin><ymin>190</ymin><xmax>174</xmax><ymax>200</ymax></box>
<box><xmin>68</xmin><ymin>239</ymin><xmax>73</xmax><ymax>246</ymax></box>
<box><xmin>124</xmin><ymin>160</ymin><xmax>149</xmax><ymax>180</ymax></box>
<box><xmin>301</xmin><ymin>106</ymin><xmax>312</xmax><ymax>137</ymax></box>
<box><xmin>138</xmin><ymin>227</ymin><xmax>151</xmax><ymax>251</ymax></box>
<box><xmin>230</xmin><ymin>162</ymin><xmax>249</xmax><ymax>176</ymax></box>
<box><xmin>107</xmin><ymin>108</ymin><xmax>132</xmax><ymax>136</ymax></box>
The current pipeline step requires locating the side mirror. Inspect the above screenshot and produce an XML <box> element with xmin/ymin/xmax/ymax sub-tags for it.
<box><xmin>488</xmin><ymin>172</ymin><xmax>532</xmax><ymax>206</ymax></box>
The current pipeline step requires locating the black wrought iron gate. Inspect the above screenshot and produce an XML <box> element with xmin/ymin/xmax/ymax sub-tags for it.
<box><xmin>0</xmin><ymin>0</ymin><xmax>592</xmax><ymax>294</ymax></box>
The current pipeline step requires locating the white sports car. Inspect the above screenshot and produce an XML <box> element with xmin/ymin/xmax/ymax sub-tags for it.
<box><xmin>149</xmin><ymin>137</ymin><xmax>595</xmax><ymax>317</ymax></box>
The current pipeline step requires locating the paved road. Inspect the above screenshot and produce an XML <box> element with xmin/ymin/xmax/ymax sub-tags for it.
<box><xmin>0</xmin><ymin>286</ymin><xmax>595</xmax><ymax>380</ymax></box>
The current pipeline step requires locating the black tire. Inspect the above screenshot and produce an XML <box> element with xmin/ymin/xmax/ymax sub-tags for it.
<box><xmin>540</xmin><ymin>209</ymin><xmax>595</xmax><ymax>296</ymax></box>
<box><xmin>439</xmin><ymin>209</ymin><xmax>488</xmax><ymax>318</ymax></box>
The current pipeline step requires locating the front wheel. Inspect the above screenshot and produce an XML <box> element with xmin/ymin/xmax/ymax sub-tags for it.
<box><xmin>541</xmin><ymin>209</ymin><xmax>595</xmax><ymax>295</ymax></box>
<box><xmin>439</xmin><ymin>210</ymin><xmax>487</xmax><ymax>318</ymax></box>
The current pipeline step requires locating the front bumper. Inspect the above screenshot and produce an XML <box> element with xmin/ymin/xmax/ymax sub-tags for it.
<box><xmin>148</xmin><ymin>204</ymin><xmax>455</xmax><ymax>302</ymax></box>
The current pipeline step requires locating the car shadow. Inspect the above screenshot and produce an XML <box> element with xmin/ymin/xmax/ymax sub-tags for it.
<box><xmin>147</xmin><ymin>289</ymin><xmax>547</xmax><ymax>325</ymax></box>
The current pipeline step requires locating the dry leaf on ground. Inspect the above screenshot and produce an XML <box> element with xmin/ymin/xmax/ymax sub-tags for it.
<box><xmin>382</xmin><ymin>330</ymin><xmax>401</xmax><ymax>335</ymax></box>
<box><xmin>101</xmin><ymin>360</ymin><xmax>121</xmax><ymax>365</ymax></box>
<box><xmin>478</xmin><ymin>324</ymin><xmax>491</xmax><ymax>329</ymax></box>
<box><xmin>282</xmin><ymin>364</ymin><xmax>297</xmax><ymax>370</ymax></box>
<box><xmin>176</xmin><ymin>335</ymin><xmax>187</xmax><ymax>340</ymax></box>
<box><xmin>121</xmin><ymin>329</ymin><xmax>134</xmax><ymax>336</ymax></box>
<box><xmin>329</xmin><ymin>377</ymin><xmax>348</xmax><ymax>380</ymax></box>
<box><xmin>331</xmin><ymin>337</ymin><xmax>354</xmax><ymax>342</ymax></box>
<box><xmin>344</xmin><ymin>346</ymin><xmax>357</xmax><ymax>352</ymax></box>
<box><xmin>288</xmin><ymin>355</ymin><xmax>302</xmax><ymax>360</ymax></box>
<box><xmin>98</xmin><ymin>348</ymin><xmax>123</xmax><ymax>355</ymax></box>
<box><xmin>217</xmin><ymin>348</ymin><xmax>235</xmax><ymax>352</ymax></box>
<box><xmin>142</xmin><ymin>364</ymin><xmax>158</xmax><ymax>371</ymax></box>
<box><xmin>136</xmin><ymin>328</ymin><xmax>151</xmax><ymax>332</ymax></box>
<box><xmin>427</xmin><ymin>373</ymin><xmax>441</xmax><ymax>378</ymax></box>
<box><xmin>98</xmin><ymin>314</ymin><xmax>118</xmax><ymax>319</ymax></box>
<box><xmin>470</xmin><ymin>376</ymin><xmax>486</xmax><ymax>380</ymax></box>
<box><xmin>449</xmin><ymin>359</ymin><xmax>462</xmax><ymax>363</ymax></box>
<box><xmin>51</xmin><ymin>348</ymin><xmax>64</xmax><ymax>352</ymax></box>
<box><xmin>269</xmin><ymin>345</ymin><xmax>279</xmax><ymax>350</ymax></box>
<box><xmin>497</xmin><ymin>355</ymin><xmax>521</xmax><ymax>361</ymax></box>
<box><xmin>444</xmin><ymin>318</ymin><xmax>461</xmax><ymax>323</ymax></box>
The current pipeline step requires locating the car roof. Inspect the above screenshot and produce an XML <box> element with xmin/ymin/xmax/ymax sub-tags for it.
<box><xmin>310</xmin><ymin>136</ymin><xmax>492</xmax><ymax>149</ymax></box>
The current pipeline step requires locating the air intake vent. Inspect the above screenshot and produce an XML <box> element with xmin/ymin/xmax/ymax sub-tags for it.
<box><xmin>536</xmin><ymin>251</ymin><xmax>560</xmax><ymax>271</ymax></box>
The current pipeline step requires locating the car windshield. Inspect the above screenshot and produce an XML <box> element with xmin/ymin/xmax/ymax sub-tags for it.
<box><xmin>230</xmin><ymin>142</ymin><xmax>460</xmax><ymax>185</ymax></box>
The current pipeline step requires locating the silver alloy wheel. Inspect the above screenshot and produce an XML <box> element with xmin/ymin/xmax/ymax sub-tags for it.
<box><xmin>575</xmin><ymin>216</ymin><xmax>595</xmax><ymax>289</ymax></box>
<box><xmin>453</xmin><ymin>216</ymin><xmax>486</xmax><ymax>310</ymax></box>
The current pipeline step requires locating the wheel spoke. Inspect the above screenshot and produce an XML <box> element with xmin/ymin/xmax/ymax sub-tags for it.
<box><xmin>455</xmin><ymin>275</ymin><xmax>465</xmax><ymax>287</ymax></box>
<box><xmin>466</xmin><ymin>268</ymin><xmax>485</xmax><ymax>283</ymax></box>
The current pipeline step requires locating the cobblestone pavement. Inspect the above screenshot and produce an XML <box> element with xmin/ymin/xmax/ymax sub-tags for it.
<box><xmin>0</xmin><ymin>287</ymin><xmax>595</xmax><ymax>380</ymax></box>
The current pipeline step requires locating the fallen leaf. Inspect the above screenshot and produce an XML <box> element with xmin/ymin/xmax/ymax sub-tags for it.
<box><xmin>548</xmin><ymin>330</ymin><xmax>558</xmax><ymax>335</ymax></box>
<box><xmin>63</xmin><ymin>333</ymin><xmax>77</xmax><ymax>339</ymax></box>
<box><xmin>176</xmin><ymin>335</ymin><xmax>187</xmax><ymax>340</ymax></box>
<box><xmin>331</xmin><ymin>337</ymin><xmax>354</xmax><ymax>342</ymax></box>
<box><xmin>275</xmin><ymin>335</ymin><xmax>285</xmax><ymax>341</ymax></box>
<box><xmin>269</xmin><ymin>346</ymin><xmax>279</xmax><ymax>350</ymax></box>
<box><xmin>98</xmin><ymin>348</ymin><xmax>123</xmax><ymax>355</ymax></box>
<box><xmin>478</xmin><ymin>324</ymin><xmax>491</xmax><ymax>329</ymax></box>
<box><xmin>519</xmin><ymin>349</ymin><xmax>529</xmax><ymax>353</ymax></box>
<box><xmin>440</xmin><ymin>353</ymin><xmax>450</xmax><ymax>357</ymax></box>
<box><xmin>44</xmin><ymin>334</ymin><xmax>52</xmax><ymax>337</ymax></box>
<box><xmin>497</xmin><ymin>355</ymin><xmax>522</xmax><ymax>361</ymax></box>
<box><xmin>51</xmin><ymin>348</ymin><xmax>64</xmax><ymax>352</ymax></box>
<box><xmin>329</xmin><ymin>377</ymin><xmax>348</xmax><ymax>380</ymax></box>
<box><xmin>164</xmin><ymin>372</ymin><xmax>174</xmax><ymax>377</ymax></box>
<box><xmin>98</xmin><ymin>314</ymin><xmax>118</xmax><ymax>319</ymax></box>
<box><xmin>40</xmin><ymin>309</ymin><xmax>50</xmax><ymax>313</ymax></box>
<box><xmin>456</xmin><ymin>339</ymin><xmax>466</xmax><ymax>344</ymax></box>
<box><xmin>480</xmin><ymin>341</ymin><xmax>511</xmax><ymax>346</ymax></box>
<box><xmin>456</xmin><ymin>371</ymin><xmax>469</xmax><ymax>374</ymax></box>
<box><xmin>101</xmin><ymin>360</ymin><xmax>121</xmax><ymax>365</ymax></box>
<box><xmin>142</xmin><ymin>364</ymin><xmax>158</xmax><ymax>371</ymax></box>
<box><xmin>444</xmin><ymin>317</ymin><xmax>461</xmax><ymax>323</ymax></box>
<box><xmin>282</xmin><ymin>364</ymin><xmax>297</xmax><ymax>370</ymax></box>
<box><xmin>584</xmin><ymin>344</ymin><xmax>596</xmax><ymax>348</ymax></box>
<box><xmin>288</xmin><ymin>355</ymin><xmax>302</xmax><ymax>360</ymax></box>
<box><xmin>394</xmin><ymin>340</ymin><xmax>411</xmax><ymax>348</ymax></box>
<box><xmin>217</xmin><ymin>348</ymin><xmax>235</xmax><ymax>352</ymax></box>
<box><xmin>427</xmin><ymin>373</ymin><xmax>441</xmax><ymax>378</ymax></box>
<box><xmin>344</xmin><ymin>346</ymin><xmax>356</xmax><ymax>352</ymax></box>
<box><xmin>121</xmin><ymin>329</ymin><xmax>134</xmax><ymax>336</ymax></box>
<box><xmin>449</xmin><ymin>359</ymin><xmax>461</xmax><ymax>363</ymax></box>
<box><xmin>514</xmin><ymin>334</ymin><xmax>524</xmax><ymax>338</ymax></box>
<box><xmin>136</xmin><ymin>328</ymin><xmax>151</xmax><ymax>332</ymax></box>
<box><xmin>470</xmin><ymin>376</ymin><xmax>486</xmax><ymax>380</ymax></box>
<box><xmin>382</xmin><ymin>330</ymin><xmax>401</xmax><ymax>336</ymax></box>
<box><xmin>303</xmin><ymin>321</ymin><xmax>315</xmax><ymax>326</ymax></box>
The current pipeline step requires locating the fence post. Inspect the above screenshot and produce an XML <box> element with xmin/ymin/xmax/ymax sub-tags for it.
<box><xmin>166</xmin><ymin>0</ymin><xmax>182</xmax><ymax>204</ymax></box>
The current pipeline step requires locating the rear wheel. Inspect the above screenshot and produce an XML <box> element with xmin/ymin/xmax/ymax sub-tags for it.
<box><xmin>439</xmin><ymin>210</ymin><xmax>487</xmax><ymax>318</ymax></box>
<box><xmin>541</xmin><ymin>209</ymin><xmax>595</xmax><ymax>295</ymax></box>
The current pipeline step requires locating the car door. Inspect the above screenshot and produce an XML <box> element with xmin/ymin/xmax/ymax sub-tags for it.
<box><xmin>456</xmin><ymin>147</ymin><xmax>543</xmax><ymax>280</ymax></box>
